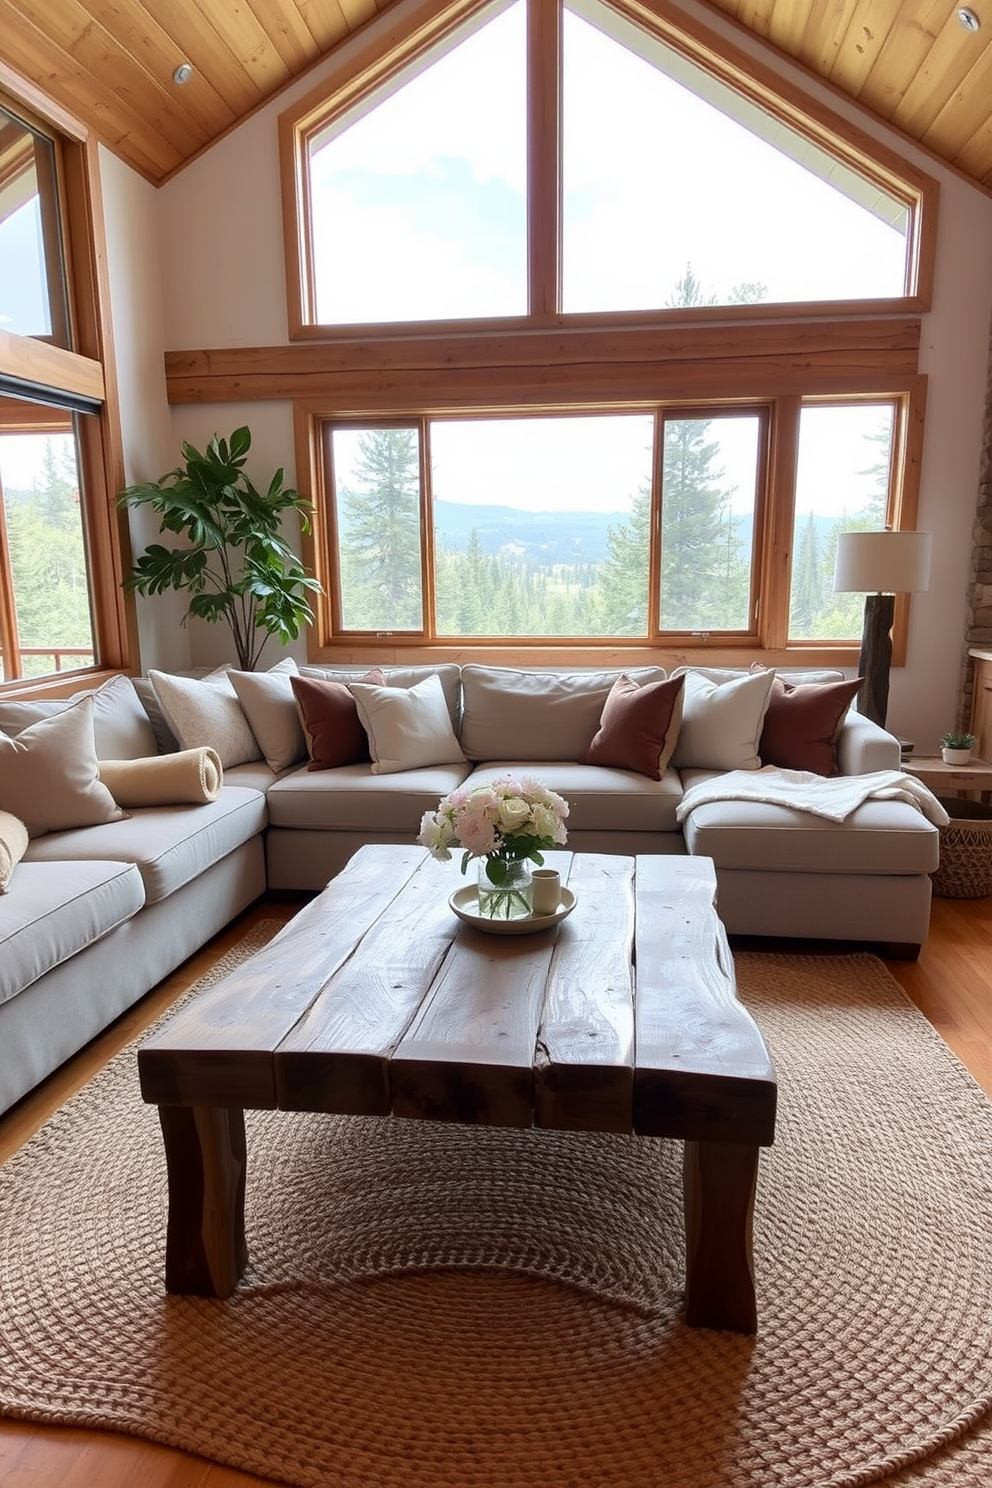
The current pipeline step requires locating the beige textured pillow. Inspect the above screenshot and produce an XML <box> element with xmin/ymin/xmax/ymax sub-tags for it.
<box><xmin>0</xmin><ymin>697</ymin><xmax>127</xmax><ymax>838</ymax></box>
<box><xmin>670</xmin><ymin>669</ymin><xmax>775</xmax><ymax>772</ymax></box>
<box><xmin>0</xmin><ymin>810</ymin><xmax>29</xmax><ymax>891</ymax></box>
<box><xmin>348</xmin><ymin>672</ymin><xmax>466</xmax><ymax>775</ymax></box>
<box><xmin>148</xmin><ymin>668</ymin><xmax>262</xmax><ymax>769</ymax></box>
<box><xmin>228</xmin><ymin>658</ymin><xmax>305</xmax><ymax>773</ymax></box>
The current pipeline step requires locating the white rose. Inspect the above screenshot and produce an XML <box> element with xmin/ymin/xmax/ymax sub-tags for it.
<box><xmin>498</xmin><ymin>797</ymin><xmax>532</xmax><ymax>830</ymax></box>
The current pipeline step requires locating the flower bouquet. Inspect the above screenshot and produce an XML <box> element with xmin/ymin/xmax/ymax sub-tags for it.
<box><xmin>418</xmin><ymin>775</ymin><xmax>569</xmax><ymax>919</ymax></box>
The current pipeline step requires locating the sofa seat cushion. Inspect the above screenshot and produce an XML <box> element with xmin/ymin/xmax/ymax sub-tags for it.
<box><xmin>266</xmin><ymin>762</ymin><xmax>473</xmax><ymax>833</ymax></box>
<box><xmin>466</xmin><ymin>762</ymin><xmax>684</xmax><ymax>834</ymax></box>
<box><xmin>23</xmin><ymin>786</ymin><xmax>267</xmax><ymax>905</ymax></box>
<box><xmin>680</xmin><ymin>770</ymin><xmax>939</xmax><ymax>875</ymax></box>
<box><xmin>0</xmin><ymin>859</ymin><xmax>145</xmax><ymax>1008</ymax></box>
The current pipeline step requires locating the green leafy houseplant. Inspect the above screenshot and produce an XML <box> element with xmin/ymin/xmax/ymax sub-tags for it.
<box><xmin>940</xmin><ymin>731</ymin><xmax>976</xmax><ymax>750</ymax></box>
<box><xmin>118</xmin><ymin>427</ymin><xmax>322</xmax><ymax>671</ymax></box>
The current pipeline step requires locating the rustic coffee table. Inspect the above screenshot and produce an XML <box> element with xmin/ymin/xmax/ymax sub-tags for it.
<box><xmin>139</xmin><ymin>844</ymin><xmax>777</xmax><ymax>1332</ymax></box>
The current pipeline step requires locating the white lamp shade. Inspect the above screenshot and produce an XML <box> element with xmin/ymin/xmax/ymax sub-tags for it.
<box><xmin>832</xmin><ymin>530</ymin><xmax>932</xmax><ymax>594</ymax></box>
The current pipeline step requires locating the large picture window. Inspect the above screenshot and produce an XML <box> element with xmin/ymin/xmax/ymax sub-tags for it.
<box><xmin>317</xmin><ymin>398</ymin><xmax>899</xmax><ymax>648</ymax></box>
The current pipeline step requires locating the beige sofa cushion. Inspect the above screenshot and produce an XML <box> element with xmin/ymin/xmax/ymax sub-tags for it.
<box><xmin>149</xmin><ymin>668</ymin><xmax>262</xmax><ymax>769</ymax></box>
<box><xmin>228</xmin><ymin>659</ymin><xmax>305</xmax><ymax>772</ymax></box>
<box><xmin>0</xmin><ymin>858</ymin><xmax>145</xmax><ymax>1008</ymax></box>
<box><xmin>265</xmin><ymin>762</ymin><xmax>472</xmax><ymax>833</ymax></box>
<box><xmin>466</xmin><ymin>762</ymin><xmax>684</xmax><ymax>834</ymax></box>
<box><xmin>0</xmin><ymin>674</ymin><xmax>157</xmax><ymax>760</ymax></box>
<box><xmin>459</xmin><ymin>665</ymin><xmax>668</xmax><ymax>762</ymax></box>
<box><xmin>680</xmin><ymin>776</ymin><xmax>939</xmax><ymax>875</ymax></box>
<box><xmin>0</xmin><ymin>698</ymin><xmax>127</xmax><ymax>838</ymax></box>
<box><xmin>24</xmin><ymin>785</ymin><xmax>267</xmax><ymax>904</ymax></box>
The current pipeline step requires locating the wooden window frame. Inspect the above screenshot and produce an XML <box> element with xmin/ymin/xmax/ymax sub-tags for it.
<box><xmin>278</xmin><ymin>0</ymin><xmax>938</xmax><ymax>342</ymax></box>
<box><xmin>0</xmin><ymin>61</ymin><xmax>133</xmax><ymax>698</ymax></box>
<box><xmin>291</xmin><ymin>378</ymin><xmax>925</xmax><ymax>670</ymax></box>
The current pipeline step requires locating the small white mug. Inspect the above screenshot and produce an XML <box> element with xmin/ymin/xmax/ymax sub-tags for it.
<box><xmin>531</xmin><ymin>868</ymin><xmax>561</xmax><ymax>916</ymax></box>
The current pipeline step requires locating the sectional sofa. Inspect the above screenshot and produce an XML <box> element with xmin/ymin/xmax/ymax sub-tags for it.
<box><xmin>0</xmin><ymin>658</ymin><xmax>942</xmax><ymax>1117</ymax></box>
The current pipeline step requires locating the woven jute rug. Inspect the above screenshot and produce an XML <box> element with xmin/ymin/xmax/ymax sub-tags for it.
<box><xmin>3</xmin><ymin>930</ymin><xmax>992</xmax><ymax>1488</ymax></box>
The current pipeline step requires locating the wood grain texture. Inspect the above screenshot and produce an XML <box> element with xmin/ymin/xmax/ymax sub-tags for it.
<box><xmin>632</xmin><ymin>856</ymin><xmax>777</xmax><ymax>1144</ymax></box>
<box><xmin>1</xmin><ymin>0</ymin><xmax>983</xmax><ymax>196</ymax></box>
<box><xmin>138</xmin><ymin>843</ymin><xmax>425</xmax><ymax>1106</ymax></box>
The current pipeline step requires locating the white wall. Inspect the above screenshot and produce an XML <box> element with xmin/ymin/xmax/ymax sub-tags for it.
<box><xmin>145</xmin><ymin>0</ymin><xmax>992</xmax><ymax>749</ymax></box>
<box><xmin>99</xmin><ymin>146</ymin><xmax>193</xmax><ymax>673</ymax></box>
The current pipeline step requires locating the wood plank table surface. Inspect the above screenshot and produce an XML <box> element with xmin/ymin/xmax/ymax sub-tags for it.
<box><xmin>138</xmin><ymin>844</ymin><xmax>778</xmax><ymax>1332</ymax></box>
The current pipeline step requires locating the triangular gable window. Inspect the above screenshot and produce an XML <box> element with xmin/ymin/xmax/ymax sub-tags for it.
<box><xmin>287</xmin><ymin>0</ymin><xmax>930</xmax><ymax>332</ymax></box>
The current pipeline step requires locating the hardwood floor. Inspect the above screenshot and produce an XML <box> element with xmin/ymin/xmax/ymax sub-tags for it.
<box><xmin>2</xmin><ymin>889</ymin><xmax>991</xmax><ymax>1486</ymax></box>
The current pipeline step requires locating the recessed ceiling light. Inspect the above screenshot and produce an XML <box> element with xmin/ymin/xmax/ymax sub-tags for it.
<box><xmin>958</xmin><ymin>7</ymin><xmax>981</xmax><ymax>30</ymax></box>
<box><xmin>172</xmin><ymin>62</ymin><xmax>194</xmax><ymax>85</ymax></box>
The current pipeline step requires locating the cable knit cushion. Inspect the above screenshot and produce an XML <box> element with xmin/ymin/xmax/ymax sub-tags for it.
<box><xmin>291</xmin><ymin>669</ymin><xmax>385</xmax><ymax>770</ymax></box>
<box><xmin>228</xmin><ymin>659</ymin><xmax>304</xmax><ymax>773</ymax></box>
<box><xmin>0</xmin><ymin>811</ymin><xmax>29</xmax><ymax>892</ymax></box>
<box><xmin>348</xmin><ymin>673</ymin><xmax>466</xmax><ymax>775</ymax></box>
<box><xmin>0</xmin><ymin>697</ymin><xmax>127</xmax><ymax>838</ymax></box>
<box><xmin>670</xmin><ymin>669</ymin><xmax>775</xmax><ymax>772</ymax></box>
<box><xmin>758</xmin><ymin>675</ymin><xmax>864</xmax><ymax>775</ymax></box>
<box><xmin>148</xmin><ymin>668</ymin><xmax>262</xmax><ymax>770</ymax></box>
<box><xmin>580</xmin><ymin>673</ymin><xmax>685</xmax><ymax>779</ymax></box>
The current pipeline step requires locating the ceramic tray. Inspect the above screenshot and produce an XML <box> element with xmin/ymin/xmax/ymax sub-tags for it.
<box><xmin>448</xmin><ymin>885</ymin><xmax>576</xmax><ymax>935</ymax></box>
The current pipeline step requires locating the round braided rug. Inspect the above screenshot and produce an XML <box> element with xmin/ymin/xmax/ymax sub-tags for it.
<box><xmin>3</xmin><ymin>933</ymin><xmax>992</xmax><ymax>1488</ymax></box>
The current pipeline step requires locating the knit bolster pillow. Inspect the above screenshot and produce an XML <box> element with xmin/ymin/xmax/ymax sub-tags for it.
<box><xmin>98</xmin><ymin>747</ymin><xmax>223</xmax><ymax>807</ymax></box>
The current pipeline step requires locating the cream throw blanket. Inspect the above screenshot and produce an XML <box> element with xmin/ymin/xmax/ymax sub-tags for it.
<box><xmin>98</xmin><ymin>748</ymin><xmax>223</xmax><ymax>807</ymax></box>
<box><xmin>676</xmin><ymin>766</ymin><xmax>950</xmax><ymax>826</ymax></box>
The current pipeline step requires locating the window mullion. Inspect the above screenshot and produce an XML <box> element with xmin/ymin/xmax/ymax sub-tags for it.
<box><xmin>420</xmin><ymin>418</ymin><xmax>437</xmax><ymax>639</ymax></box>
<box><xmin>527</xmin><ymin>0</ymin><xmax>562</xmax><ymax>320</ymax></box>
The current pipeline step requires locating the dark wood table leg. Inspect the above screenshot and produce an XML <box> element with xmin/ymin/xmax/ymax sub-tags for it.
<box><xmin>682</xmin><ymin>1138</ymin><xmax>760</xmax><ymax>1333</ymax></box>
<box><xmin>157</xmin><ymin>1104</ymin><xmax>248</xmax><ymax>1297</ymax></box>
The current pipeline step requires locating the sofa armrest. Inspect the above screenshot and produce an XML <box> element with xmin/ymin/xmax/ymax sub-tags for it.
<box><xmin>836</xmin><ymin>708</ymin><xmax>902</xmax><ymax>775</ymax></box>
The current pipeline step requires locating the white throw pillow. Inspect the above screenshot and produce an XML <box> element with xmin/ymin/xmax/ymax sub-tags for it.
<box><xmin>228</xmin><ymin>658</ymin><xmax>305</xmax><ymax>773</ymax></box>
<box><xmin>0</xmin><ymin>674</ymin><xmax>158</xmax><ymax>760</ymax></box>
<box><xmin>670</xmin><ymin>669</ymin><xmax>775</xmax><ymax>772</ymax></box>
<box><xmin>0</xmin><ymin>697</ymin><xmax>127</xmax><ymax>838</ymax></box>
<box><xmin>348</xmin><ymin>672</ymin><xmax>466</xmax><ymax>775</ymax></box>
<box><xmin>148</xmin><ymin>668</ymin><xmax>262</xmax><ymax>769</ymax></box>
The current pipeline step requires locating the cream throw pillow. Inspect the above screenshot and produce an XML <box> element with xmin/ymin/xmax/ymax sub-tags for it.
<box><xmin>0</xmin><ymin>810</ymin><xmax>29</xmax><ymax>891</ymax></box>
<box><xmin>348</xmin><ymin>672</ymin><xmax>466</xmax><ymax>775</ymax></box>
<box><xmin>0</xmin><ymin>674</ymin><xmax>158</xmax><ymax>760</ymax></box>
<box><xmin>670</xmin><ymin>669</ymin><xmax>775</xmax><ymax>772</ymax></box>
<box><xmin>0</xmin><ymin>697</ymin><xmax>127</xmax><ymax>838</ymax></box>
<box><xmin>228</xmin><ymin>658</ymin><xmax>305</xmax><ymax>773</ymax></box>
<box><xmin>148</xmin><ymin>668</ymin><xmax>262</xmax><ymax>769</ymax></box>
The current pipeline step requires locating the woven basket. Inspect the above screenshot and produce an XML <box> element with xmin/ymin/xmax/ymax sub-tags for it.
<box><xmin>931</xmin><ymin>797</ymin><xmax>992</xmax><ymax>899</ymax></box>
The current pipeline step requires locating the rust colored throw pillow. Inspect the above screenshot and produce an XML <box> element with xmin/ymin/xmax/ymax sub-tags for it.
<box><xmin>580</xmin><ymin>673</ymin><xmax>686</xmax><ymax>780</ymax></box>
<box><xmin>290</xmin><ymin>669</ymin><xmax>385</xmax><ymax>770</ymax></box>
<box><xmin>759</xmin><ymin>675</ymin><xmax>863</xmax><ymax>776</ymax></box>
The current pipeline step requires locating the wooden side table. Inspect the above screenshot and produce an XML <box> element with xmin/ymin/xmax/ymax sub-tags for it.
<box><xmin>902</xmin><ymin>756</ymin><xmax>992</xmax><ymax>803</ymax></box>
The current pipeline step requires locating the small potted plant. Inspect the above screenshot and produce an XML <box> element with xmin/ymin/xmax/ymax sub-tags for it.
<box><xmin>940</xmin><ymin>731</ymin><xmax>976</xmax><ymax>765</ymax></box>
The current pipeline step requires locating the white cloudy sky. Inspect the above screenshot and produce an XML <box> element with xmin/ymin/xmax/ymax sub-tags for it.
<box><xmin>313</xmin><ymin>0</ymin><xmax>903</xmax><ymax>520</ymax></box>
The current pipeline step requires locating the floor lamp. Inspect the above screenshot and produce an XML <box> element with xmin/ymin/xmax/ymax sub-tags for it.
<box><xmin>832</xmin><ymin>530</ymin><xmax>932</xmax><ymax>730</ymax></box>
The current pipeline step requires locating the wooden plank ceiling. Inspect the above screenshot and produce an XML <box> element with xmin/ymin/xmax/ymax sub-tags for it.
<box><xmin>0</xmin><ymin>0</ymin><xmax>991</xmax><ymax>192</ymax></box>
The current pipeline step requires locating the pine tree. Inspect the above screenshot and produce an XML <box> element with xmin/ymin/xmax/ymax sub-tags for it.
<box><xmin>337</xmin><ymin>429</ymin><xmax>422</xmax><ymax>628</ymax></box>
<box><xmin>791</xmin><ymin>510</ymin><xmax>823</xmax><ymax>636</ymax></box>
<box><xmin>660</xmin><ymin>417</ymin><xmax>748</xmax><ymax>629</ymax></box>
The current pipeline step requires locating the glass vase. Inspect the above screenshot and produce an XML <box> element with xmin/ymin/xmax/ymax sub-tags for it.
<box><xmin>477</xmin><ymin>857</ymin><xmax>533</xmax><ymax>920</ymax></box>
